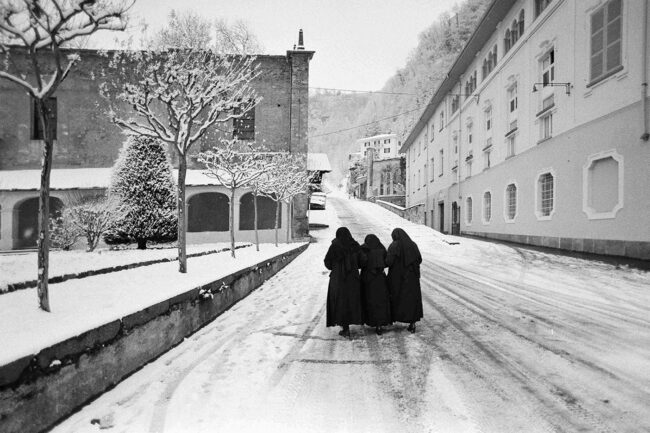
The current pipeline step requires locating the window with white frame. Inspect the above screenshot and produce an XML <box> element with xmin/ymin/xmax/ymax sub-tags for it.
<box><xmin>430</xmin><ymin>122</ymin><xmax>435</xmax><ymax>141</ymax></box>
<box><xmin>467</xmin><ymin>125</ymin><xmax>473</xmax><ymax>145</ymax></box>
<box><xmin>541</xmin><ymin>48</ymin><xmax>555</xmax><ymax>86</ymax></box>
<box><xmin>590</xmin><ymin>0</ymin><xmax>623</xmax><ymax>84</ymax></box>
<box><xmin>466</xmin><ymin>197</ymin><xmax>473</xmax><ymax>224</ymax></box>
<box><xmin>505</xmin><ymin>183</ymin><xmax>517</xmax><ymax>220</ymax></box>
<box><xmin>483</xmin><ymin>149</ymin><xmax>491</xmax><ymax>170</ymax></box>
<box><xmin>538</xmin><ymin>172</ymin><xmax>554</xmax><ymax>216</ymax></box>
<box><xmin>466</xmin><ymin>160</ymin><xmax>472</xmax><ymax>178</ymax></box>
<box><xmin>439</xmin><ymin>111</ymin><xmax>444</xmax><ymax>131</ymax></box>
<box><xmin>439</xmin><ymin>149</ymin><xmax>444</xmax><ymax>175</ymax></box>
<box><xmin>383</xmin><ymin>148</ymin><xmax>390</xmax><ymax>153</ymax></box>
<box><xmin>483</xmin><ymin>191</ymin><xmax>492</xmax><ymax>222</ymax></box>
<box><xmin>430</xmin><ymin>157</ymin><xmax>435</xmax><ymax>179</ymax></box>
<box><xmin>484</xmin><ymin>106</ymin><xmax>492</xmax><ymax>133</ymax></box>
<box><xmin>508</xmin><ymin>83</ymin><xmax>518</xmax><ymax>114</ymax></box>
<box><xmin>540</xmin><ymin>112</ymin><xmax>553</xmax><ymax>140</ymax></box>
<box><xmin>418</xmin><ymin>169</ymin><xmax>421</xmax><ymax>189</ymax></box>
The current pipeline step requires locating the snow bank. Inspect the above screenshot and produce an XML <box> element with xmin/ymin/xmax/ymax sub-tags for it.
<box><xmin>0</xmin><ymin>242</ymin><xmax>306</xmax><ymax>367</ymax></box>
<box><xmin>0</xmin><ymin>243</ymin><xmax>251</xmax><ymax>293</ymax></box>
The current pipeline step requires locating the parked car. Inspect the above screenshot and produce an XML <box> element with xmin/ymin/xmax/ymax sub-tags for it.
<box><xmin>310</xmin><ymin>192</ymin><xmax>327</xmax><ymax>210</ymax></box>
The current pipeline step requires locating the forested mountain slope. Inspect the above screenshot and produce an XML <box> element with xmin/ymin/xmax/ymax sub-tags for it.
<box><xmin>309</xmin><ymin>0</ymin><xmax>491</xmax><ymax>182</ymax></box>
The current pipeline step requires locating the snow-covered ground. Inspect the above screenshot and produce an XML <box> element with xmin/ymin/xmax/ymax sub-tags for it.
<box><xmin>51</xmin><ymin>195</ymin><xmax>650</xmax><ymax>433</ymax></box>
<box><xmin>0</xmin><ymin>242</ymin><xmax>251</xmax><ymax>292</ymax></box>
<box><xmin>0</xmin><ymin>242</ymin><xmax>304</xmax><ymax>367</ymax></box>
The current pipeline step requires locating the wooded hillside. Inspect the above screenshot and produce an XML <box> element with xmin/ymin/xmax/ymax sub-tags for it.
<box><xmin>309</xmin><ymin>0</ymin><xmax>491</xmax><ymax>183</ymax></box>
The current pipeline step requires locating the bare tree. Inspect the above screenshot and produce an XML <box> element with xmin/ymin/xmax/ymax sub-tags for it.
<box><xmin>197</xmin><ymin>138</ymin><xmax>268</xmax><ymax>258</ymax></box>
<box><xmin>214</xmin><ymin>19</ymin><xmax>263</xmax><ymax>54</ymax></box>
<box><xmin>102</xmin><ymin>49</ymin><xmax>259</xmax><ymax>271</ymax></box>
<box><xmin>66</xmin><ymin>196</ymin><xmax>126</xmax><ymax>252</ymax></box>
<box><xmin>259</xmin><ymin>153</ymin><xmax>308</xmax><ymax>246</ymax></box>
<box><xmin>0</xmin><ymin>0</ymin><xmax>132</xmax><ymax>311</ymax></box>
<box><xmin>148</xmin><ymin>9</ymin><xmax>212</xmax><ymax>50</ymax></box>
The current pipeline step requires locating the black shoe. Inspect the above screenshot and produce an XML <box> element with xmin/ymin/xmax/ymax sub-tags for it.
<box><xmin>407</xmin><ymin>323</ymin><xmax>416</xmax><ymax>333</ymax></box>
<box><xmin>339</xmin><ymin>326</ymin><xmax>350</xmax><ymax>338</ymax></box>
<box><xmin>375</xmin><ymin>326</ymin><xmax>383</xmax><ymax>335</ymax></box>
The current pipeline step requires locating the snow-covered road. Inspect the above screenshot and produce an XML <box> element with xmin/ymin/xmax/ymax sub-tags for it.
<box><xmin>52</xmin><ymin>195</ymin><xmax>650</xmax><ymax>433</ymax></box>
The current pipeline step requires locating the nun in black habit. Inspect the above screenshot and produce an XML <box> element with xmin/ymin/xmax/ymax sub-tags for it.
<box><xmin>360</xmin><ymin>234</ymin><xmax>392</xmax><ymax>335</ymax></box>
<box><xmin>386</xmin><ymin>228</ymin><xmax>423</xmax><ymax>333</ymax></box>
<box><xmin>324</xmin><ymin>227</ymin><xmax>364</xmax><ymax>337</ymax></box>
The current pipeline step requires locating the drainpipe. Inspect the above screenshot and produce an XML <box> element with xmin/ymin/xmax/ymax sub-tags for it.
<box><xmin>642</xmin><ymin>0</ymin><xmax>649</xmax><ymax>141</ymax></box>
<box><xmin>457</xmin><ymin>79</ymin><xmax>463</xmax><ymax>229</ymax></box>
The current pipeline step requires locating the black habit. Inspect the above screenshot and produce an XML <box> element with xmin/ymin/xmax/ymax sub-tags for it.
<box><xmin>360</xmin><ymin>234</ymin><xmax>392</xmax><ymax>327</ymax></box>
<box><xmin>324</xmin><ymin>227</ymin><xmax>364</xmax><ymax>327</ymax></box>
<box><xmin>386</xmin><ymin>228</ymin><xmax>424</xmax><ymax>323</ymax></box>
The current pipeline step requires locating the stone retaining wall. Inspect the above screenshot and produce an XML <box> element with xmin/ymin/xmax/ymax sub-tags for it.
<box><xmin>0</xmin><ymin>243</ymin><xmax>308</xmax><ymax>433</ymax></box>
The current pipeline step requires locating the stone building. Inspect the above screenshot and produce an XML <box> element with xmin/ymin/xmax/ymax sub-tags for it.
<box><xmin>0</xmin><ymin>32</ymin><xmax>314</xmax><ymax>250</ymax></box>
<box><xmin>401</xmin><ymin>0</ymin><xmax>650</xmax><ymax>260</ymax></box>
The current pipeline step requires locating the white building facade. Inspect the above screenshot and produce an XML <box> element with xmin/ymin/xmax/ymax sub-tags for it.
<box><xmin>357</xmin><ymin>133</ymin><xmax>400</xmax><ymax>160</ymax></box>
<box><xmin>401</xmin><ymin>0</ymin><xmax>650</xmax><ymax>260</ymax></box>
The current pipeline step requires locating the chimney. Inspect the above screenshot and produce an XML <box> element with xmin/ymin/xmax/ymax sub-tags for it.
<box><xmin>297</xmin><ymin>29</ymin><xmax>305</xmax><ymax>50</ymax></box>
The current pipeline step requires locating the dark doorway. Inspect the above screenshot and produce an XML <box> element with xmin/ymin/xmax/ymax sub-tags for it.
<box><xmin>15</xmin><ymin>196</ymin><xmax>63</xmax><ymax>249</ymax></box>
<box><xmin>451</xmin><ymin>201</ymin><xmax>460</xmax><ymax>235</ymax></box>
<box><xmin>188</xmin><ymin>192</ymin><xmax>229</xmax><ymax>232</ymax></box>
<box><xmin>239</xmin><ymin>193</ymin><xmax>280</xmax><ymax>230</ymax></box>
<box><xmin>438</xmin><ymin>202</ymin><xmax>445</xmax><ymax>233</ymax></box>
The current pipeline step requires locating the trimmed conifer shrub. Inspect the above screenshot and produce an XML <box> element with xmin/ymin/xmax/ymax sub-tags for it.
<box><xmin>106</xmin><ymin>136</ymin><xmax>177</xmax><ymax>249</ymax></box>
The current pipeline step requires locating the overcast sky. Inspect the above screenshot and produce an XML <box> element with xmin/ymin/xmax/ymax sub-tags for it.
<box><xmin>94</xmin><ymin>0</ymin><xmax>458</xmax><ymax>91</ymax></box>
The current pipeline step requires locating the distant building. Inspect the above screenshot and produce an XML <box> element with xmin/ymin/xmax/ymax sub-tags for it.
<box><xmin>400</xmin><ymin>0</ymin><xmax>650</xmax><ymax>260</ymax></box>
<box><xmin>356</xmin><ymin>133</ymin><xmax>400</xmax><ymax>160</ymax></box>
<box><xmin>0</xmin><ymin>32</ymin><xmax>314</xmax><ymax>250</ymax></box>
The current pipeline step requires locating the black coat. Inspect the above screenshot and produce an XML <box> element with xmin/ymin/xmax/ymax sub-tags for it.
<box><xmin>324</xmin><ymin>238</ymin><xmax>364</xmax><ymax>327</ymax></box>
<box><xmin>360</xmin><ymin>243</ymin><xmax>392</xmax><ymax>327</ymax></box>
<box><xmin>386</xmin><ymin>229</ymin><xmax>423</xmax><ymax>323</ymax></box>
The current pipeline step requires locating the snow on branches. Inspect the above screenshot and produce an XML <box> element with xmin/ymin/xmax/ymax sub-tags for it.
<box><xmin>198</xmin><ymin>138</ymin><xmax>271</xmax><ymax>257</ymax></box>
<box><xmin>0</xmin><ymin>0</ymin><xmax>132</xmax><ymax>98</ymax></box>
<box><xmin>102</xmin><ymin>49</ymin><xmax>260</xmax><ymax>156</ymax></box>
<box><xmin>258</xmin><ymin>153</ymin><xmax>310</xmax><ymax>246</ymax></box>
<box><xmin>0</xmin><ymin>0</ymin><xmax>132</xmax><ymax>312</ymax></box>
<box><xmin>102</xmin><ymin>47</ymin><xmax>260</xmax><ymax>272</ymax></box>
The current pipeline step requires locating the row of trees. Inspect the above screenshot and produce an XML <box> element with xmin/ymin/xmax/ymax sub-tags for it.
<box><xmin>0</xmin><ymin>1</ymin><xmax>306</xmax><ymax>311</ymax></box>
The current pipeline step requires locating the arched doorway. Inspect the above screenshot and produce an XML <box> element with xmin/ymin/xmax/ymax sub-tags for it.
<box><xmin>239</xmin><ymin>193</ymin><xmax>280</xmax><ymax>230</ymax></box>
<box><xmin>451</xmin><ymin>201</ymin><xmax>460</xmax><ymax>235</ymax></box>
<box><xmin>14</xmin><ymin>196</ymin><xmax>64</xmax><ymax>249</ymax></box>
<box><xmin>187</xmin><ymin>192</ymin><xmax>229</xmax><ymax>232</ymax></box>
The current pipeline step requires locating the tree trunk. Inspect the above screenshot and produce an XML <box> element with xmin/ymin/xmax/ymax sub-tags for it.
<box><xmin>286</xmin><ymin>199</ymin><xmax>292</xmax><ymax>244</ymax></box>
<box><xmin>274</xmin><ymin>200</ymin><xmax>280</xmax><ymax>247</ymax></box>
<box><xmin>177</xmin><ymin>156</ymin><xmax>188</xmax><ymax>273</ymax></box>
<box><xmin>253</xmin><ymin>192</ymin><xmax>259</xmax><ymax>252</ymax></box>
<box><xmin>230</xmin><ymin>186</ymin><xmax>236</xmax><ymax>258</ymax></box>
<box><xmin>36</xmin><ymin>100</ymin><xmax>52</xmax><ymax>312</ymax></box>
<box><xmin>137</xmin><ymin>238</ymin><xmax>147</xmax><ymax>250</ymax></box>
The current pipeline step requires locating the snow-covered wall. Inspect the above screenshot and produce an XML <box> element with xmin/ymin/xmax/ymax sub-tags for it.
<box><xmin>0</xmin><ymin>243</ymin><xmax>308</xmax><ymax>433</ymax></box>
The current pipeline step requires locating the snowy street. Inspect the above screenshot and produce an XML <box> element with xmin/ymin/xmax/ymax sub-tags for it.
<box><xmin>52</xmin><ymin>195</ymin><xmax>650</xmax><ymax>433</ymax></box>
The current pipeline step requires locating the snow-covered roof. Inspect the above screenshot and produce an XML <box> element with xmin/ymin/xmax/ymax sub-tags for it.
<box><xmin>0</xmin><ymin>168</ymin><xmax>224</xmax><ymax>191</ymax></box>
<box><xmin>307</xmin><ymin>153</ymin><xmax>332</xmax><ymax>172</ymax></box>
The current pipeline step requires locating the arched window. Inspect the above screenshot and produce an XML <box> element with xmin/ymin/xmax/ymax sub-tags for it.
<box><xmin>15</xmin><ymin>196</ymin><xmax>63</xmax><ymax>249</ymax></box>
<box><xmin>187</xmin><ymin>192</ymin><xmax>229</xmax><ymax>232</ymax></box>
<box><xmin>519</xmin><ymin>9</ymin><xmax>525</xmax><ymax>35</ymax></box>
<box><xmin>506</xmin><ymin>184</ymin><xmax>517</xmax><ymax>220</ymax></box>
<box><xmin>511</xmin><ymin>20</ymin><xmax>519</xmax><ymax>45</ymax></box>
<box><xmin>504</xmin><ymin>29</ymin><xmax>511</xmax><ymax>52</ymax></box>
<box><xmin>483</xmin><ymin>191</ymin><xmax>492</xmax><ymax>223</ymax></box>
<box><xmin>239</xmin><ymin>192</ymin><xmax>280</xmax><ymax>230</ymax></box>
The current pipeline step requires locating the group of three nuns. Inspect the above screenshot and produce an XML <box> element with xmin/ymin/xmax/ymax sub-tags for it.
<box><xmin>323</xmin><ymin>227</ymin><xmax>424</xmax><ymax>338</ymax></box>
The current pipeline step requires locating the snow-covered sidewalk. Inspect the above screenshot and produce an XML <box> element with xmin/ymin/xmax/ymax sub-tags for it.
<box><xmin>0</xmin><ymin>242</ymin><xmax>251</xmax><ymax>293</ymax></box>
<box><xmin>0</xmin><ymin>242</ymin><xmax>305</xmax><ymax>367</ymax></box>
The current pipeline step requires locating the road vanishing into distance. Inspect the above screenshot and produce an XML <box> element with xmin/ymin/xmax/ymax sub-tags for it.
<box><xmin>53</xmin><ymin>195</ymin><xmax>650</xmax><ymax>433</ymax></box>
